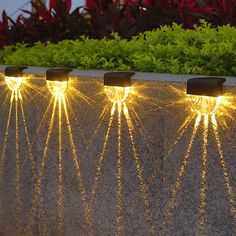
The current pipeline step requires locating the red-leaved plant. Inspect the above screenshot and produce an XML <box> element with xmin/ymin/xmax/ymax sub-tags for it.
<box><xmin>7</xmin><ymin>0</ymin><xmax>92</xmax><ymax>46</ymax></box>
<box><xmin>201</xmin><ymin>0</ymin><xmax>236</xmax><ymax>26</ymax></box>
<box><xmin>0</xmin><ymin>11</ymin><xmax>9</xmax><ymax>48</ymax></box>
<box><xmin>1</xmin><ymin>0</ymin><xmax>236</xmax><ymax>47</ymax></box>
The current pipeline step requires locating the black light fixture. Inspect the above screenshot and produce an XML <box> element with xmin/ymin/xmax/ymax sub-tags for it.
<box><xmin>187</xmin><ymin>77</ymin><xmax>226</xmax><ymax>116</ymax></box>
<box><xmin>46</xmin><ymin>68</ymin><xmax>72</xmax><ymax>97</ymax></box>
<box><xmin>187</xmin><ymin>77</ymin><xmax>225</xmax><ymax>97</ymax></box>
<box><xmin>104</xmin><ymin>72</ymin><xmax>135</xmax><ymax>103</ymax></box>
<box><xmin>104</xmin><ymin>72</ymin><xmax>134</xmax><ymax>87</ymax></box>
<box><xmin>5</xmin><ymin>66</ymin><xmax>28</xmax><ymax>78</ymax></box>
<box><xmin>46</xmin><ymin>68</ymin><xmax>72</xmax><ymax>82</ymax></box>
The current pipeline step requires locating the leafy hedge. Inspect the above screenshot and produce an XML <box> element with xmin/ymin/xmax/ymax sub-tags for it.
<box><xmin>1</xmin><ymin>22</ymin><xmax>236</xmax><ymax>76</ymax></box>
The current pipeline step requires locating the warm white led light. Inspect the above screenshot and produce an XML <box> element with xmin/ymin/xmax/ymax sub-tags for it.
<box><xmin>47</xmin><ymin>80</ymin><xmax>68</xmax><ymax>97</ymax></box>
<box><xmin>5</xmin><ymin>76</ymin><xmax>24</xmax><ymax>102</ymax></box>
<box><xmin>5</xmin><ymin>76</ymin><xmax>23</xmax><ymax>91</ymax></box>
<box><xmin>104</xmin><ymin>86</ymin><xmax>131</xmax><ymax>103</ymax></box>
<box><xmin>188</xmin><ymin>95</ymin><xmax>222</xmax><ymax>116</ymax></box>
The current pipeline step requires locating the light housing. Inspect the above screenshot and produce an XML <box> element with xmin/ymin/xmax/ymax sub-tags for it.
<box><xmin>187</xmin><ymin>77</ymin><xmax>226</xmax><ymax>116</ymax></box>
<box><xmin>104</xmin><ymin>72</ymin><xmax>134</xmax><ymax>103</ymax></box>
<box><xmin>46</xmin><ymin>68</ymin><xmax>72</xmax><ymax>97</ymax></box>
<box><xmin>187</xmin><ymin>77</ymin><xmax>225</xmax><ymax>97</ymax></box>
<box><xmin>5</xmin><ymin>66</ymin><xmax>28</xmax><ymax>78</ymax></box>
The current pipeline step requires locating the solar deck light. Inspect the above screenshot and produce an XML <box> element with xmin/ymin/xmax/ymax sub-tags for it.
<box><xmin>187</xmin><ymin>77</ymin><xmax>226</xmax><ymax>116</ymax></box>
<box><xmin>5</xmin><ymin>66</ymin><xmax>27</xmax><ymax>101</ymax></box>
<box><xmin>46</xmin><ymin>68</ymin><xmax>72</xmax><ymax>97</ymax></box>
<box><xmin>104</xmin><ymin>72</ymin><xmax>134</xmax><ymax>103</ymax></box>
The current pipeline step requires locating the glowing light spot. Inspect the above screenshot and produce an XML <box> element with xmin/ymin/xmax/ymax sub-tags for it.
<box><xmin>5</xmin><ymin>76</ymin><xmax>23</xmax><ymax>91</ymax></box>
<box><xmin>188</xmin><ymin>95</ymin><xmax>222</xmax><ymax>116</ymax></box>
<box><xmin>47</xmin><ymin>81</ymin><xmax>68</xmax><ymax>98</ymax></box>
<box><xmin>5</xmin><ymin>76</ymin><xmax>24</xmax><ymax>102</ymax></box>
<box><xmin>104</xmin><ymin>86</ymin><xmax>130</xmax><ymax>103</ymax></box>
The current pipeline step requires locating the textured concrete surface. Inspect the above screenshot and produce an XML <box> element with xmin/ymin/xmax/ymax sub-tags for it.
<box><xmin>0</xmin><ymin>68</ymin><xmax>235</xmax><ymax>236</ymax></box>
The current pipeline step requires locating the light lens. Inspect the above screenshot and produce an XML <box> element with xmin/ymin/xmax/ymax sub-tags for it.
<box><xmin>47</xmin><ymin>80</ymin><xmax>68</xmax><ymax>97</ymax></box>
<box><xmin>5</xmin><ymin>76</ymin><xmax>23</xmax><ymax>91</ymax></box>
<box><xmin>188</xmin><ymin>95</ymin><xmax>222</xmax><ymax>116</ymax></box>
<box><xmin>104</xmin><ymin>86</ymin><xmax>131</xmax><ymax>103</ymax></box>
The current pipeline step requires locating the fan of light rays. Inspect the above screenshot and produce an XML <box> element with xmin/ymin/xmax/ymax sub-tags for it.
<box><xmin>163</xmin><ymin>87</ymin><xmax>236</xmax><ymax>234</ymax></box>
<box><xmin>164</xmin><ymin>84</ymin><xmax>202</xmax><ymax>160</ymax></box>
<box><xmin>0</xmin><ymin>101</ymin><xmax>13</xmax><ymax>177</ymax></box>
<box><xmin>125</xmin><ymin>83</ymin><xmax>162</xmax><ymax>110</ymax></box>
<box><xmin>89</xmin><ymin>103</ymin><xmax>116</xmax><ymax>206</ymax></box>
<box><xmin>62</xmin><ymin>94</ymin><xmax>93</xmax><ymax>235</ymax></box>
<box><xmin>22</xmin><ymin>77</ymin><xmax>49</xmax><ymax>102</ymax></box>
<box><xmin>67</xmin><ymin>79</ymin><xmax>102</xmax><ymax>108</ymax></box>
<box><xmin>116</xmin><ymin>102</ymin><xmax>123</xmax><ymax>235</ymax></box>
<box><xmin>164</xmin><ymin>115</ymin><xmax>201</xmax><ymax>234</ymax></box>
<box><xmin>211</xmin><ymin>115</ymin><xmax>236</xmax><ymax>229</ymax></box>
<box><xmin>26</xmin><ymin>98</ymin><xmax>57</xmax><ymax>234</ymax></box>
<box><xmin>3</xmin><ymin>75</ymin><xmax>55</xmax><ymax>232</ymax></box>
<box><xmin>63</xmin><ymin>99</ymin><xmax>116</xmax><ymax>234</ymax></box>
<box><xmin>30</xmin><ymin>91</ymin><xmax>67</xmax><ymax>236</ymax></box>
<box><xmin>197</xmin><ymin>115</ymin><xmax>209</xmax><ymax>235</ymax></box>
<box><xmin>165</xmin><ymin>113</ymin><xmax>196</xmax><ymax>160</ymax></box>
<box><xmin>81</xmin><ymin>104</ymin><xmax>111</xmax><ymax>156</ymax></box>
<box><xmin>15</xmin><ymin>99</ymin><xmax>22</xmax><ymax>234</ymax></box>
<box><xmin>61</xmin><ymin>95</ymin><xmax>86</xmax><ymax>144</ymax></box>
<box><xmin>18</xmin><ymin>100</ymin><xmax>37</xmax><ymax>178</ymax></box>
<box><xmin>123</xmin><ymin>102</ymin><xmax>156</xmax><ymax>234</ymax></box>
<box><xmin>85</xmin><ymin>96</ymin><xmax>157</xmax><ymax>234</ymax></box>
<box><xmin>114</xmin><ymin>82</ymin><xmax>163</xmax><ymax>188</ymax></box>
<box><xmin>60</xmin><ymin>79</ymin><xmax>104</xmax><ymax>146</ymax></box>
<box><xmin>40</xmin><ymin>78</ymin><xmax>120</xmax><ymax>234</ymax></box>
<box><xmin>113</xmin><ymin>84</ymin><xmax>162</xmax><ymax>190</ymax></box>
<box><xmin>27</xmin><ymin>92</ymin><xmax>67</xmax><ymax>236</ymax></box>
<box><xmin>0</xmin><ymin>79</ymin><xmax>13</xmax><ymax>128</ymax></box>
<box><xmin>0</xmin><ymin>74</ymin><xmax>49</xmax><ymax>178</ymax></box>
<box><xmin>127</xmin><ymin>105</ymin><xmax>162</xmax><ymax>186</ymax></box>
<box><xmin>197</xmin><ymin>109</ymin><xmax>236</xmax><ymax>234</ymax></box>
<box><xmin>0</xmin><ymin>76</ymin><xmax>47</xmax><ymax>234</ymax></box>
<box><xmin>212</xmin><ymin>92</ymin><xmax>236</xmax><ymax>136</ymax></box>
<box><xmin>57</xmin><ymin>94</ymin><xmax>65</xmax><ymax>236</ymax></box>
<box><xmin>165</xmin><ymin>84</ymin><xmax>188</xmax><ymax>107</ymax></box>
<box><xmin>93</xmin><ymin>82</ymin><xmax>159</xmax><ymax>234</ymax></box>
<box><xmin>4</xmin><ymin>75</ymin><xmax>44</xmax><ymax>103</ymax></box>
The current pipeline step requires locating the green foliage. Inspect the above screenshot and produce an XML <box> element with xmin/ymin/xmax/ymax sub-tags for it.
<box><xmin>1</xmin><ymin>22</ymin><xmax>236</xmax><ymax>76</ymax></box>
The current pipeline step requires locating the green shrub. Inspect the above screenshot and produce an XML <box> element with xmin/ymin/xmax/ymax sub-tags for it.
<box><xmin>1</xmin><ymin>22</ymin><xmax>236</xmax><ymax>76</ymax></box>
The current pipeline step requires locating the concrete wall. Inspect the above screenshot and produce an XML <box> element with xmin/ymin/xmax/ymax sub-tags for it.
<box><xmin>0</xmin><ymin>66</ymin><xmax>235</xmax><ymax>235</ymax></box>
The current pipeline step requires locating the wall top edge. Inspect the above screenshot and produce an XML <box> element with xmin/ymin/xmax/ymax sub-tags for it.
<box><xmin>1</xmin><ymin>65</ymin><xmax>236</xmax><ymax>87</ymax></box>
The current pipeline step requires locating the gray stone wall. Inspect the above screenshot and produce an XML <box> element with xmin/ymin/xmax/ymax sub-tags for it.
<box><xmin>0</xmin><ymin>67</ymin><xmax>235</xmax><ymax>235</ymax></box>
